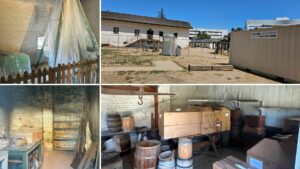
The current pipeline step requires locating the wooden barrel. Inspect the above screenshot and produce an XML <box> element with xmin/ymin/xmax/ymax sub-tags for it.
<box><xmin>122</xmin><ymin>116</ymin><xmax>134</xmax><ymax>132</ymax></box>
<box><xmin>231</xmin><ymin>110</ymin><xmax>242</xmax><ymax>127</ymax></box>
<box><xmin>158</xmin><ymin>151</ymin><xmax>175</xmax><ymax>169</ymax></box>
<box><xmin>113</xmin><ymin>134</ymin><xmax>131</xmax><ymax>155</ymax></box>
<box><xmin>178</xmin><ymin>138</ymin><xmax>192</xmax><ymax>160</ymax></box>
<box><xmin>107</xmin><ymin>114</ymin><xmax>122</xmax><ymax>132</ymax></box>
<box><xmin>134</xmin><ymin>140</ymin><xmax>161</xmax><ymax>169</ymax></box>
<box><xmin>176</xmin><ymin>158</ymin><xmax>193</xmax><ymax>169</ymax></box>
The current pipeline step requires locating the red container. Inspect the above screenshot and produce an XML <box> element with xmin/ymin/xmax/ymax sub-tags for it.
<box><xmin>245</xmin><ymin>115</ymin><xmax>265</xmax><ymax>128</ymax></box>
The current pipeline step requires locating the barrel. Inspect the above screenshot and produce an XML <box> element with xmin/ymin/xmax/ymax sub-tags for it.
<box><xmin>161</xmin><ymin>145</ymin><xmax>171</xmax><ymax>152</ymax></box>
<box><xmin>113</xmin><ymin>134</ymin><xmax>131</xmax><ymax>155</ymax></box>
<box><xmin>178</xmin><ymin>138</ymin><xmax>192</xmax><ymax>160</ymax></box>
<box><xmin>231</xmin><ymin>110</ymin><xmax>242</xmax><ymax>127</ymax></box>
<box><xmin>158</xmin><ymin>151</ymin><xmax>175</xmax><ymax>169</ymax></box>
<box><xmin>176</xmin><ymin>158</ymin><xmax>193</xmax><ymax>169</ymax></box>
<box><xmin>134</xmin><ymin>140</ymin><xmax>161</xmax><ymax>169</ymax></box>
<box><xmin>107</xmin><ymin>114</ymin><xmax>122</xmax><ymax>132</ymax></box>
<box><xmin>122</xmin><ymin>116</ymin><xmax>134</xmax><ymax>132</ymax></box>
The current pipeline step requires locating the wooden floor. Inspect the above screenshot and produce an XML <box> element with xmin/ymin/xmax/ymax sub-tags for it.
<box><xmin>42</xmin><ymin>151</ymin><xmax>73</xmax><ymax>169</ymax></box>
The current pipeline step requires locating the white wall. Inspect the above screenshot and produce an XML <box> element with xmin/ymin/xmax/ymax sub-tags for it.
<box><xmin>101</xmin><ymin>86</ymin><xmax>171</xmax><ymax>131</ymax></box>
<box><xmin>0</xmin><ymin>0</ymin><xmax>99</xmax><ymax>64</ymax></box>
<box><xmin>101</xmin><ymin>20</ymin><xmax>190</xmax><ymax>48</ymax></box>
<box><xmin>170</xmin><ymin>85</ymin><xmax>300</xmax><ymax>128</ymax></box>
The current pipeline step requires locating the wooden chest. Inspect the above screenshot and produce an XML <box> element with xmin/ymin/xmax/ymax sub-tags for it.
<box><xmin>159</xmin><ymin>106</ymin><xmax>231</xmax><ymax>139</ymax></box>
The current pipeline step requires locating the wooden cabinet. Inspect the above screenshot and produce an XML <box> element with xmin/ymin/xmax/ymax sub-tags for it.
<box><xmin>3</xmin><ymin>140</ymin><xmax>42</xmax><ymax>169</ymax></box>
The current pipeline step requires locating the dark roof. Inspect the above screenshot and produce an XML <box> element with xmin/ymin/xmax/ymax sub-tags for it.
<box><xmin>102</xmin><ymin>11</ymin><xmax>192</xmax><ymax>29</ymax></box>
<box><xmin>190</xmin><ymin>38</ymin><xmax>228</xmax><ymax>43</ymax></box>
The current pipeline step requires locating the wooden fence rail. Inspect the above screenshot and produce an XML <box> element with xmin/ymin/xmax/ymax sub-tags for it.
<box><xmin>0</xmin><ymin>59</ymin><xmax>99</xmax><ymax>84</ymax></box>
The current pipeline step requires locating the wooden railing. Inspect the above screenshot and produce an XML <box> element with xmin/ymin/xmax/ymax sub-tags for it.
<box><xmin>0</xmin><ymin>59</ymin><xmax>99</xmax><ymax>84</ymax></box>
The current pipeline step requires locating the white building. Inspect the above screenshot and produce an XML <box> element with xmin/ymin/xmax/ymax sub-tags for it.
<box><xmin>189</xmin><ymin>28</ymin><xmax>228</xmax><ymax>39</ymax></box>
<box><xmin>245</xmin><ymin>17</ymin><xmax>300</xmax><ymax>30</ymax></box>
<box><xmin>101</xmin><ymin>11</ymin><xmax>192</xmax><ymax>48</ymax></box>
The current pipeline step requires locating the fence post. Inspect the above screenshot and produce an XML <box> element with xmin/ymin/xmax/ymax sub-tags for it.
<box><xmin>16</xmin><ymin>73</ymin><xmax>21</xmax><ymax>83</ymax></box>
<box><xmin>43</xmin><ymin>68</ymin><xmax>47</xmax><ymax>83</ymax></box>
<box><xmin>49</xmin><ymin>67</ymin><xmax>54</xmax><ymax>83</ymax></box>
<box><xmin>24</xmin><ymin>71</ymin><xmax>29</xmax><ymax>84</ymax></box>
<box><xmin>31</xmin><ymin>70</ymin><xmax>35</xmax><ymax>83</ymax></box>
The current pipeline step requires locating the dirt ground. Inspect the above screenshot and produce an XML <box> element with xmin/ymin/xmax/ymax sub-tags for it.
<box><xmin>101</xmin><ymin>47</ymin><xmax>278</xmax><ymax>84</ymax></box>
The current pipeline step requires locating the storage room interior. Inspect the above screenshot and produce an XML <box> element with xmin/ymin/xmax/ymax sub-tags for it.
<box><xmin>0</xmin><ymin>86</ymin><xmax>99</xmax><ymax>169</ymax></box>
<box><xmin>101</xmin><ymin>85</ymin><xmax>300</xmax><ymax>169</ymax></box>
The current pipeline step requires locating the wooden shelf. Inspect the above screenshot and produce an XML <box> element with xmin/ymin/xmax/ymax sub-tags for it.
<box><xmin>53</xmin><ymin>127</ymin><xmax>79</xmax><ymax>130</ymax></box>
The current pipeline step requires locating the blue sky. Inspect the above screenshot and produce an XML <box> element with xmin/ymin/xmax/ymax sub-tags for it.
<box><xmin>102</xmin><ymin>0</ymin><xmax>300</xmax><ymax>31</ymax></box>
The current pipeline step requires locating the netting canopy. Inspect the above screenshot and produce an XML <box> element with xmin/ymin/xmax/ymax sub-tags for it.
<box><xmin>36</xmin><ymin>0</ymin><xmax>99</xmax><ymax>67</ymax></box>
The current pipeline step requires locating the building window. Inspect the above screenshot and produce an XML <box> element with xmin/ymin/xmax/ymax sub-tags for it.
<box><xmin>113</xmin><ymin>27</ymin><xmax>119</xmax><ymax>34</ymax></box>
<box><xmin>174</xmin><ymin>33</ymin><xmax>178</xmax><ymax>38</ymax></box>
<box><xmin>37</xmin><ymin>36</ymin><xmax>45</xmax><ymax>50</ymax></box>
<box><xmin>159</xmin><ymin>31</ymin><xmax>164</xmax><ymax>37</ymax></box>
<box><xmin>134</xmin><ymin>29</ymin><xmax>140</xmax><ymax>36</ymax></box>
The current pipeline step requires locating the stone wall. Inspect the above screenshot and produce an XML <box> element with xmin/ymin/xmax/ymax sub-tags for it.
<box><xmin>0</xmin><ymin>86</ymin><xmax>96</xmax><ymax>151</ymax></box>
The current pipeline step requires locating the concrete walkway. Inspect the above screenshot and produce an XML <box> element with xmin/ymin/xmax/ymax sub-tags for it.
<box><xmin>101</xmin><ymin>61</ymin><xmax>183</xmax><ymax>72</ymax></box>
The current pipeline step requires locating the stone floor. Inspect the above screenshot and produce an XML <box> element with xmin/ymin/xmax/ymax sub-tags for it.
<box><xmin>42</xmin><ymin>151</ymin><xmax>73</xmax><ymax>169</ymax></box>
<box><xmin>120</xmin><ymin>146</ymin><xmax>246</xmax><ymax>169</ymax></box>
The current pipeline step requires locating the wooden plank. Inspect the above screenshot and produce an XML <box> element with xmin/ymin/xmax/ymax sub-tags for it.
<box><xmin>23</xmin><ymin>71</ymin><xmax>29</xmax><ymax>84</ymax></box>
<box><xmin>67</xmin><ymin>63</ymin><xmax>71</xmax><ymax>83</ymax></box>
<box><xmin>43</xmin><ymin>68</ymin><xmax>47</xmax><ymax>83</ymax></box>
<box><xmin>86</xmin><ymin>61</ymin><xmax>91</xmax><ymax>83</ymax></box>
<box><xmin>16</xmin><ymin>73</ymin><xmax>21</xmax><ymax>83</ymax></box>
<box><xmin>37</xmin><ymin>69</ymin><xmax>42</xmax><ymax>83</ymax></box>
<box><xmin>212</xmin><ymin>65</ymin><xmax>234</xmax><ymax>71</ymax></box>
<box><xmin>189</xmin><ymin>65</ymin><xmax>212</xmax><ymax>71</ymax></box>
<box><xmin>31</xmin><ymin>69</ymin><xmax>35</xmax><ymax>83</ymax></box>
<box><xmin>62</xmin><ymin>64</ymin><xmax>66</xmax><ymax>83</ymax></box>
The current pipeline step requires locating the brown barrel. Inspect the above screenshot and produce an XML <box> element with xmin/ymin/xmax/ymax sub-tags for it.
<box><xmin>113</xmin><ymin>134</ymin><xmax>131</xmax><ymax>155</ymax></box>
<box><xmin>178</xmin><ymin>138</ymin><xmax>192</xmax><ymax>160</ymax></box>
<box><xmin>122</xmin><ymin>116</ymin><xmax>134</xmax><ymax>132</ymax></box>
<box><xmin>134</xmin><ymin>140</ymin><xmax>161</xmax><ymax>169</ymax></box>
<box><xmin>231</xmin><ymin>110</ymin><xmax>242</xmax><ymax>126</ymax></box>
<box><xmin>107</xmin><ymin>114</ymin><xmax>122</xmax><ymax>132</ymax></box>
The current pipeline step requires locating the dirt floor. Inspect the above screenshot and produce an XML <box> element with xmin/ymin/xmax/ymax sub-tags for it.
<box><xmin>42</xmin><ymin>151</ymin><xmax>73</xmax><ymax>169</ymax></box>
<box><xmin>101</xmin><ymin>47</ymin><xmax>278</xmax><ymax>84</ymax></box>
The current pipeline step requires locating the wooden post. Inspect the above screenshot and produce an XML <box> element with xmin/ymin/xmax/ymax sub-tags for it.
<box><xmin>37</xmin><ymin>69</ymin><xmax>42</xmax><ymax>83</ymax></box>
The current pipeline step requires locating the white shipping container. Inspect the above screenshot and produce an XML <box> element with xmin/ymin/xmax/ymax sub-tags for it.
<box><xmin>230</xmin><ymin>25</ymin><xmax>300</xmax><ymax>82</ymax></box>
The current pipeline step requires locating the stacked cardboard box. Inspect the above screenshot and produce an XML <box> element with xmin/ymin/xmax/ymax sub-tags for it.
<box><xmin>159</xmin><ymin>106</ymin><xmax>231</xmax><ymax>139</ymax></box>
<box><xmin>243</xmin><ymin>115</ymin><xmax>265</xmax><ymax>138</ymax></box>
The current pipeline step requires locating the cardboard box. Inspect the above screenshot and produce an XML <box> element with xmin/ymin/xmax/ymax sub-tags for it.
<box><xmin>247</xmin><ymin>138</ymin><xmax>296</xmax><ymax>169</ymax></box>
<box><xmin>213</xmin><ymin>156</ymin><xmax>248</xmax><ymax>169</ymax></box>
<box><xmin>162</xmin><ymin>124</ymin><xmax>201</xmax><ymax>139</ymax></box>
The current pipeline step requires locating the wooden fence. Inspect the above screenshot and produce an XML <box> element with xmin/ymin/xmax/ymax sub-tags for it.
<box><xmin>0</xmin><ymin>59</ymin><xmax>99</xmax><ymax>84</ymax></box>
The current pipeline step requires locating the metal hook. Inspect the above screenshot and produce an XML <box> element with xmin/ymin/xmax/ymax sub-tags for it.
<box><xmin>138</xmin><ymin>94</ymin><xmax>143</xmax><ymax>105</ymax></box>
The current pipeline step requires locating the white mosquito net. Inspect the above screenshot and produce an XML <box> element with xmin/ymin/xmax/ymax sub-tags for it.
<box><xmin>36</xmin><ymin>0</ymin><xmax>99</xmax><ymax>67</ymax></box>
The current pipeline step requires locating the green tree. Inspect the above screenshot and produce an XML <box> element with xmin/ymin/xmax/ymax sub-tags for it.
<box><xmin>197</xmin><ymin>32</ymin><xmax>211</xmax><ymax>40</ymax></box>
